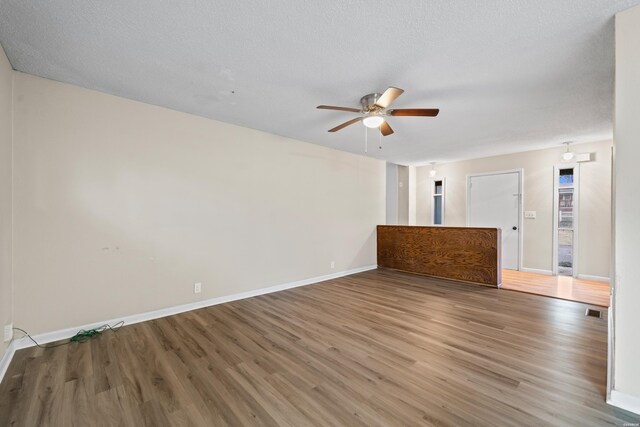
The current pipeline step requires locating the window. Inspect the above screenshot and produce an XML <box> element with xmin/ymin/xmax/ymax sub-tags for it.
<box><xmin>432</xmin><ymin>179</ymin><xmax>444</xmax><ymax>225</ymax></box>
<box><xmin>559</xmin><ymin>168</ymin><xmax>574</xmax><ymax>186</ymax></box>
<box><xmin>554</xmin><ymin>167</ymin><xmax>578</xmax><ymax>276</ymax></box>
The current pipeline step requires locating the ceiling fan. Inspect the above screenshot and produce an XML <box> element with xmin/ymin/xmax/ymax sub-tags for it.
<box><xmin>317</xmin><ymin>87</ymin><xmax>439</xmax><ymax>136</ymax></box>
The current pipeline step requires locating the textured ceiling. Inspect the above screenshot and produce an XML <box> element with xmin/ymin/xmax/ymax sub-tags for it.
<box><xmin>1</xmin><ymin>0</ymin><xmax>637</xmax><ymax>165</ymax></box>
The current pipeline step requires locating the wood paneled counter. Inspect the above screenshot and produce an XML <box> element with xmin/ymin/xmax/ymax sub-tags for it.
<box><xmin>377</xmin><ymin>225</ymin><xmax>501</xmax><ymax>287</ymax></box>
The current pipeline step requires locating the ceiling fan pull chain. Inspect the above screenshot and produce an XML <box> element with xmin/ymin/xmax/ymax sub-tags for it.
<box><xmin>379</xmin><ymin>129</ymin><xmax>382</xmax><ymax>150</ymax></box>
<box><xmin>365</xmin><ymin>126</ymin><xmax>368</xmax><ymax>153</ymax></box>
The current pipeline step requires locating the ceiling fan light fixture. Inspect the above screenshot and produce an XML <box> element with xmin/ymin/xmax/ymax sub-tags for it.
<box><xmin>362</xmin><ymin>116</ymin><xmax>385</xmax><ymax>128</ymax></box>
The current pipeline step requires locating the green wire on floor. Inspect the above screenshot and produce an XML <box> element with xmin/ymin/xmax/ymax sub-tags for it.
<box><xmin>12</xmin><ymin>321</ymin><xmax>125</xmax><ymax>349</ymax></box>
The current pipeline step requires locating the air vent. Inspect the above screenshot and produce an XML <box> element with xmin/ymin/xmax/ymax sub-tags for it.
<box><xmin>585</xmin><ymin>308</ymin><xmax>602</xmax><ymax>318</ymax></box>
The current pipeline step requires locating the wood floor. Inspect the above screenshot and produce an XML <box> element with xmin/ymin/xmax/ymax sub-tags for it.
<box><xmin>501</xmin><ymin>269</ymin><xmax>611</xmax><ymax>307</ymax></box>
<box><xmin>1</xmin><ymin>269</ymin><xmax>637</xmax><ymax>426</ymax></box>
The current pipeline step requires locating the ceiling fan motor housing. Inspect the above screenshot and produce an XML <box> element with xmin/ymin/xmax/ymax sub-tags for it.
<box><xmin>360</xmin><ymin>93</ymin><xmax>383</xmax><ymax>113</ymax></box>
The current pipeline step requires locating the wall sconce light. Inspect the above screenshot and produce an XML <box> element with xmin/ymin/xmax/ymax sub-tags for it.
<box><xmin>429</xmin><ymin>162</ymin><xmax>437</xmax><ymax>177</ymax></box>
<box><xmin>562</xmin><ymin>141</ymin><xmax>575</xmax><ymax>161</ymax></box>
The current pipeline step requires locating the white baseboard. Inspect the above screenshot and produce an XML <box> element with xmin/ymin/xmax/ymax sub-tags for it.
<box><xmin>517</xmin><ymin>268</ymin><xmax>610</xmax><ymax>283</ymax></box>
<box><xmin>0</xmin><ymin>341</ymin><xmax>17</xmax><ymax>386</ymax></box>
<box><xmin>1</xmin><ymin>264</ymin><xmax>377</xmax><ymax>383</ymax></box>
<box><xmin>608</xmin><ymin>389</ymin><xmax>640</xmax><ymax>416</ymax></box>
<box><xmin>520</xmin><ymin>267</ymin><xmax>553</xmax><ymax>275</ymax></box>
<box><xmin>577</xmin><ymin>274</ymin><xmax>610</xmax><ymax>283</ymax></box>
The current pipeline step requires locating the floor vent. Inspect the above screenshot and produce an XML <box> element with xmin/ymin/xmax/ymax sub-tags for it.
<box><xmin>585</xmin><ymin>308</ymin><xmax>602</xmax><ymax>318</ymax></box>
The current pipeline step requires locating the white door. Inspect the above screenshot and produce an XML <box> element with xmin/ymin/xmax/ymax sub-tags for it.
<box><xmin>468</xmin><ymin>172</ymin><xmax>521</xmax><ymax>270</ymax></box>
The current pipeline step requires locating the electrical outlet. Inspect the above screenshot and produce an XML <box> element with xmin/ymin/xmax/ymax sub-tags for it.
<box><xmin>4</xmin><ymin>324</ymin><xmax>13</xmax><ymax>342</ymax></box>
<box><xmin>330</xmin><ymin>261</ymin><xmax>335</xmax><ymax>269</ymax></box>
<box><xmin>194</xmin><ymin>282</ymin><xmax>202</xmax><ymax>294</ymax></box>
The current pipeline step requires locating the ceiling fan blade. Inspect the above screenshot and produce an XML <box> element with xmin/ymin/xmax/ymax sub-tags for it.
<box><xmin>388</xmin><ymin>108</ymin><xmax>440</xmax><ymax>117</ymax></box>
<box><xmin>328</xmin><ymin>117</ymin><xmax>363</xmax><ymax>132</ymax></box>
<box><xmin>379</xmin><ymin>121</ymin><xmax>394</xmax><ymax>136</ymax></box>
<box><xmin>375</xmin><ymin>87</ymin><xmax>404</xmax><ymax>108</ymax></box>
<box><xmin>317</xmin><ymin>105</ymin><xmax>361</xmax><ymax>113</ymax></box>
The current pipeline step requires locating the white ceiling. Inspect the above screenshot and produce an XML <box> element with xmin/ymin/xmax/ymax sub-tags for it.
<box><xmin>1</xmin><ymin>0</ymin><xmax>637</xmax><ymax>165</ymax></box>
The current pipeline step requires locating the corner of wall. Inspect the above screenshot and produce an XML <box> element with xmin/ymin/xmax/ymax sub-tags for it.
<box><xmin>612</xmin><ymin>3</ymin><xmax>640</xmax><ymax>409</ymax></box>
<box><xmin>0</xmin><ymin>42</ymin><xmax>14</xmax><ymax>361</ymax></box>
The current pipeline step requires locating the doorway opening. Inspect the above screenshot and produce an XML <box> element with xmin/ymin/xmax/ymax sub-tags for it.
<box><xmin>501</xmin><ymin>163</ymin><xmax>609</xmax><ymax>307</ymax></box>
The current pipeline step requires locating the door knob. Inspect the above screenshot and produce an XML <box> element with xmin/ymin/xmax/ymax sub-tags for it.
<box><xmin>512</xmin><ymin>226</ymin><xmax>518</xmax><ymax>230</ymax></box>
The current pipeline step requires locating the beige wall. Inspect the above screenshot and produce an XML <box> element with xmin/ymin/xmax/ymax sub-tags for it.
<box><xmin>11</xmin><ymin>72</ymin><xmax>385</xmax><ymax>335</ymax></box>
<box><xmin>415</xmin><ymin>141</ymin><xmax>612</xmax><ymax>278</ymax></box>
<box><xmin>385</xmin><ymin>163</ymin><xmax>398</xmax><ymax>224</ymax></box>
<box><xmin>614</xmin><ymin>5</ymin><xmax>640</xmax><ymax>402</ymax></box>
<box><xmin>397</xmin><ymin>165</ymin><xmax>409</xmax><ymax>225</ymax></box>
<box><xmin>0</xmin><ymin>44</ymin><xmax>12</xmax><ymax>357</ymax></box>
<box><xmin>408</xmin><ymin>166</ymin><xmax>416</xmax><ymax>225</ymax></box>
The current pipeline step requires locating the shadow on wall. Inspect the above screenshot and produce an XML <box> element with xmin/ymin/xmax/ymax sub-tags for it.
<box><xmin>348</xmin><ymin>228</ymin><xmax>378</xmax><ymax>271</ymax></box>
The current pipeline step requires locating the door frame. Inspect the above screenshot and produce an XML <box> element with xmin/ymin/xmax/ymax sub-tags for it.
<box><xmin>552</xmin><ymin>163</ymin><xmax>580</xmax><ymax>277</ymax></box>
<box><xmin>607</xmin><ymin>144</ymin><xmax>614</xmax><ymax>404</ymax></box>
<box><xmin>466</xmin><ymin>169</ymin><xmax>524</xmax><ymax>271</ymax></box>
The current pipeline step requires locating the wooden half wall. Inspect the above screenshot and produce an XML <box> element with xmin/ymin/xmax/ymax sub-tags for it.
<box><xmin>377</xmin><ymin>225</ymin><xmax>502</xmax><ymax>287</ymax></box>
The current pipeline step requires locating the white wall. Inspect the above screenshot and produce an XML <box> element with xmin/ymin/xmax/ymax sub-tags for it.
<box><xmin>613</xmin><ymin>4</ymin><xmax>640</xmax><ymax>407</ymax></box>
<box><xmin>415</xmin><ymin>141</ymin><xmax>612</xmax><ymax>278</ymax></box>
<box><xmin>0</xmin><ymin>44</ymin><xmax>12</xmax><ymax>356</ymax></box>
<box><xmin>385</xmin><ymin>163</ymin><xmax>398</xmax><ymax>224</ymax></box>
<box><xmin>11</xmin><ymin>72</ymin><xmax>385</xmax><ymax>335</ymax></box>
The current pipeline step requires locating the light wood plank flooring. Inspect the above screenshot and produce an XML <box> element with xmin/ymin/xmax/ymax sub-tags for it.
<box><xmin>1</xmin><ymin>269</ymin><xmax>637</xmax><ymax>426</ymax></box>
<box><xmin>501</xmin><ymin>269</ymin><xmax>611</xmax><ymax>307</ymax></box>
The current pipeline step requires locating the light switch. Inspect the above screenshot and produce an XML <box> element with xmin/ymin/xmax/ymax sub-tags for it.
<box><xmin>524</xmin><ymin>211</ymin><xmax>536</xmax><ymax>219</ymax></box>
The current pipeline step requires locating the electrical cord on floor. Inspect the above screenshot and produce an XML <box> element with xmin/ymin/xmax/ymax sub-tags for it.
<box><xmin>12</xmin><ymin>321</ymin><xmax>125</xmax><ymax>349</ymax></box>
